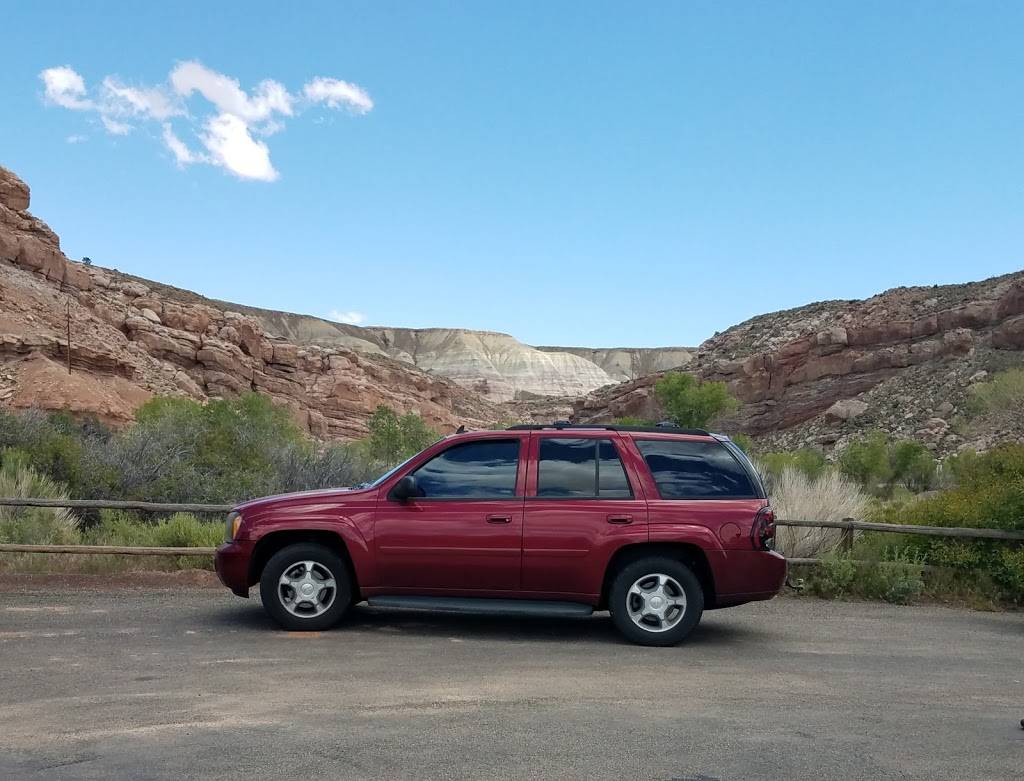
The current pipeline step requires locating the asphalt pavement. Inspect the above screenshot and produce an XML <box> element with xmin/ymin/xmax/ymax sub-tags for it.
<box><xmin>0</xmin><ymin>578</ymin><xmax>1021</xmax><ymax>780</ymax></box>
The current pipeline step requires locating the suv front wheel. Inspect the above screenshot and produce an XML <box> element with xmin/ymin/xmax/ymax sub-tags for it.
<box><xmin>259</xmin><ymin>543</ymin><xmax>352</xmax><ymax>631</ymax></box>
<box><xmin>609</xmin><ymin>557</ymin><xmax>704</xmax><ymax>646</ymax></box>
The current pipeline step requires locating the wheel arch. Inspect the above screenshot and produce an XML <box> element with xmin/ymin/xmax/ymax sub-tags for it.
<box><xmin>599</xmin><ymin>542</ymin><xmax>717</xmax><ymax>610</ymax></box>
<box><xmin>248</xmin><ymin>529</ymin><xmax>361</xmax><ymax>600</ymax></box>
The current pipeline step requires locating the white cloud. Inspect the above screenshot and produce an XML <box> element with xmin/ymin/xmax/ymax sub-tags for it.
<box><xmin>328</xmin><ymin>310</ymin><xmax>366</xmax><ymax>325</ymax></box>
<box><xmin>171</xmin><ymin>61</ymin><xmax>292</xmax><ymax>123</ymax></box>
<box><xmin>162</xmin><ymin>123</ymin><xmax>203</xmax><ymax>167</ymax></box>
<box><xmin>66</xmin><ymin>134</ymin><xmax>87</xmax><ymax>144</ymax></box>
<box><xmin>101</xmin><ymin>115</ymin><xmax>132</xmax><ymax>135</ymax></box>
<box><xmin>38</xmin><ymin>60</ymin><xmax>373</xmax><ymax>182</ymax></box>
<box><xmin>303</xmin><ymin>77</ymin><xmax>374</xmax><ymax>114</ymax></box>
<box><xmin>40</xmin><ymin>66</ymin><xmax>92</xmax><ymax>110</ymax></box>
<box><xmin>201</xmin><ymin>114</ymin><xmax>278</xmax><ymax>181</ymax></box>
<box><xmin>101</xmin><ymin>77</ymin><xmax>182</xmax><ymax>120</ymax></box>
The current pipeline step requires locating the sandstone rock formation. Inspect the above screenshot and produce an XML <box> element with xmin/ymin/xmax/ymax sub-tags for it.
<box><xmin>568</xmin><ymin>271</ymin><xmax>1024</xmax><ymax>456</ymax></box>
<box><xmin>0</xmin><ymin>165</ymin><xmax>500</xmax><ymax>437</ymax></box>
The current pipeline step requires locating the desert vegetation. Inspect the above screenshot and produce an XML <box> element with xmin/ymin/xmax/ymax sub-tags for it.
<box><xmin>0</xmin><ymin>394</ymin><xmax>438</xmax><ymax>572</ymax></box>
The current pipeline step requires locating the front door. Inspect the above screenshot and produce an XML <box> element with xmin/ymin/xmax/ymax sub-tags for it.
<box><xmin>523</xmin><ymin>434</ymin><xmax>648</xmax><ymax>597</ymax></box>
<box><xmin>374</xmin><ymin>436</ymin><xmax>526</xmax><ymax>592</ymax></box>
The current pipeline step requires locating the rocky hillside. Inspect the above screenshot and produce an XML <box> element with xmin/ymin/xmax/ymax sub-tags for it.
<box><xmin>153</xmin><ymin>298</ymin><xmax>692</xmax><ymax>402</ymax></box>
<box><xmin>0</xmin><ymin>166</ymin><xmax>500</xmax><ymax>438</ymax></box>
<box><xmin>572</xmin><ymin>272</ymin><xmax>1024</xmax><ymax>456</ymax></box>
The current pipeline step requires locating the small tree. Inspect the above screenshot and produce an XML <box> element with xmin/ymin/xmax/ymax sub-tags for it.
<box><xmin>890</xmin><ymin>440</ymin><xmax>937</xmax><ymax>492</ymax></box>
<box><xmin>366</xmin><ymin>405</ymin><xmax>438</xmax><ymax>467</ymax></box>
<box><xmin>838</xmin><ymin>431</ymin><xmax>892</xmax><ymax>489</ymax></box>
<box><xmin>654</xmin><ymin>373</ymin><xmax>738</xmax><ymax>429</ymax></box>
<box><xmin>366</xmin><ymin>406</ymin><xmax>403</xmax><ymax>467</ymax></box>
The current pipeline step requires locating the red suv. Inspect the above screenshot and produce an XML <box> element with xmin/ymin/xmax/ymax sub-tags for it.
<box><xmin>215</xmin><ymin>423</ymin><xmax>785</xmax><ymax>646</ymax></box>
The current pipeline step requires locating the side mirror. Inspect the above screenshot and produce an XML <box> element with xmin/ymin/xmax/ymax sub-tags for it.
<box><xmin>390</xmin><ymin>475</ymin><xmax>419</xmax><ymax>503</ymax></box>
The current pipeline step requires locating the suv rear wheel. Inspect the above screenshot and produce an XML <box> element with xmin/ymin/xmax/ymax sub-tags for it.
<box><xmin>609</xmin><ymin>556</ymin><xmax>704</xmax><ymax>646</ymax></box>
<box><xmin>259</xmin><ymin>543</ymin><xmax>352</xmax><ymax>631</ymax></box>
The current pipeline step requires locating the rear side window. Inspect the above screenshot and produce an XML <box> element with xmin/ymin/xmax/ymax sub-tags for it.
<box><xmin>411</xmin><ymin>439</ymin><xmax>520</xmax><ymax>499</ymax></box>
<box><xmin>536</xmin><ymin>438</ymin><xmax>632</xmax><ymax>498</ymax></box>
<box><xmin>635</xmin><ymin>439</ymin><xmax>756</xmax><ymax>499</ymax></box>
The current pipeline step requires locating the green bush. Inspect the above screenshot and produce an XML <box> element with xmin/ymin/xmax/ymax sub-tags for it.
<box><xmin>366</xmin><ymin>405</ymin><xmax>439</xmax><ymax>467</ymax></box>
<box><xmin>966</xmin><ymin>368</ymin><xmax>1024</xmax><ymax>418</ymax></box>
<box><xmin>83</xmin><ymin>511</ymin><xmax>222</xmax><ymax>549</ymax></box>
<box><xmin>839</xmin><ymin>430</ymin><xmax>892</xmax><ymax>487</ymax></box>
<box><xmin>860</xmin><ymin>555</ymin><xmax>925</xmax><ymax>604</ymax></box>
<box><xmin>759</xmin><ymin>449</ymin><xmax>828</xmax><ymax>481</ymax></box>
<box><xmin>613</xmin><ymin>416</ymin><xmax>654</xmax><ymax>427</ymax></box>
<box><xmin>805</xmin><ymin>553</ymin><xmax>857</xmax><ymax>598</ymax></box>
<box><xmin>838</xmin><ymin>432</ymin><xmax>938</xmax><ymax>495</ymax></box>
<box><xmin>653</xmin><ymin>373</ymin><xmax>739</xmax><ymax>429</ymax></box>
<box><xmin>871</xmin><ymin>444</ymin><xmax>1024</xmax><ymax>603</ymax></box>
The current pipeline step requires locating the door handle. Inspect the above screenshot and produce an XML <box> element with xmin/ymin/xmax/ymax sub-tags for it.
<box><xmin>486</xmin><ymin>515</ymin><xmax>512</xmax><ymax>524</ymax></box>
<box><xmin>607</xmin><ymin>514</ymin><xmax>633</xmax><ymax>525</ymax></box>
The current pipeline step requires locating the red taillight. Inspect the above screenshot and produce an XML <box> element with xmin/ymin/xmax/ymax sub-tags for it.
<box><xmin>751</xmin><ymin>506</ymin><xmax>775</xmax><ymax>550</ymax></box>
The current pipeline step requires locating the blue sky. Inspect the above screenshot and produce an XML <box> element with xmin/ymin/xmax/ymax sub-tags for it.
<box><xmin>2</xmin><ymin>2</ymin><xmax>1022</xmax><ymax>348</ymax></box>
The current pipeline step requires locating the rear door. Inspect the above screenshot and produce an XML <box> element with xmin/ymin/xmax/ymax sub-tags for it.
<box><xmin>374</xmin><ymin>434</ymin><xmax>527</xmax><ymax>592</ymax></box>
<box><xmin>522</xmin><ymin>433</ymin><xmax>648</xmax><ymax>597</ymax></box>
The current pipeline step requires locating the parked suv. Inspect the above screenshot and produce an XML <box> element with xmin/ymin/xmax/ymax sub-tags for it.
<box><xmin>215</xmin><ymin>423</ymin><xmax>785</xmax><ymax>646</ymax></box>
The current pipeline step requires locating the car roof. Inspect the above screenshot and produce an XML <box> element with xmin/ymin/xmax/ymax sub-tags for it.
<box><xmin>504</xmin><ymin>422</ymin><xmax>713</xmax><ymax>437</ymax></box>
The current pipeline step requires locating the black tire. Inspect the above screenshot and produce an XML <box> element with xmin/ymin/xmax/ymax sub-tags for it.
<box><xmin>609</xmin><ymin>556</ymin><xmax>704</xmax><ymax>646</ymax></box>
<box><xmin>259</xmin><ymin>543</ymin><xmax>352</xmax><ymax>631</ymax></box>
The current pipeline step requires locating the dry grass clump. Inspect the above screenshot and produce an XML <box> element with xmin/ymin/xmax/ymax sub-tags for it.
<box><xmin>764</xmin><ymin>466</ymin><xmax>869</xmax><ymax>557</ymax></box>
<box><xmin>0</xmin><ymin>455</ymin><xmax>80</xmax><ymax>545</ymax></box>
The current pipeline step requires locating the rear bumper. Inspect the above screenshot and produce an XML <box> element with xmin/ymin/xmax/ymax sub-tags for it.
<box><xmin>712</xmin><ymin>549</ymin><xmax>787</xmax><ymax>606</ymax></box>
<box><xmin>215</xmin><ymin>540</ymin><xmax>255</xmax><ymax>598</ymax></box>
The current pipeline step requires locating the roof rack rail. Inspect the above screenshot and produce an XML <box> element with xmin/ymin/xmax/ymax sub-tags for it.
<box><xmin>505</xmin><ymin>422</ymin><xmax>710</xmax><ymax>436</ymax></box>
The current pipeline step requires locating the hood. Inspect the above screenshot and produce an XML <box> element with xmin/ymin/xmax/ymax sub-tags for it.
<box><xmin>234</xmin><ymin>484</ymin><xmax>377</xmax><ymax>513</ymax></box>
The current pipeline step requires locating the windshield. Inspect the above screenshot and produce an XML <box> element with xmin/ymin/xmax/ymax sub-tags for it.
<box><xmin>362</xmin><ymin>452</ymin><xmax>421</xmax><ymax>489</ymax></box>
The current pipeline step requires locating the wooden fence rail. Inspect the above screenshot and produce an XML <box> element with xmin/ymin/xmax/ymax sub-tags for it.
<box><xmin>0</xmin><ymin>498</ymin><xmax>233</xmax><ymax>514</ymax></box>
<box><xmin>773</xmin><ymin>518</ymin><xmax>1024</xmax><ymax>541</ymax></box>
<box><xmin>0</xmin><ymin>497</ymin><xmax>1022</xmax><ymax>556</ymax></box>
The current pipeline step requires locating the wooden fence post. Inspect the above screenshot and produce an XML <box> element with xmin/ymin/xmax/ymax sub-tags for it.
<box><xmin>840</xmin><ymin>517</ymin><xmax>855</xmax><ymax>554</ymax></box>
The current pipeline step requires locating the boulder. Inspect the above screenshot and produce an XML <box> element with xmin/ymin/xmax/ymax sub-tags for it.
<box><xmin>824</xmin><ymin>399</ymin><xmax>869</xmax><ymax>422</ymax></box>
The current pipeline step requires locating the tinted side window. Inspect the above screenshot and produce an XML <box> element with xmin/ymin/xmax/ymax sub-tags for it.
<box><xmin>537</xmin><ymin>438</ymin><xmax>632</xmax><ymax>498</ymax></box>
<box><xmin>411</xmin><ymin>440</ymin><xmax>520</xmax><ymax>499</ymax></box>
<box><xmin>635</xmin><ymin>439</ymin><xmax>755</xmax><ymax>499</ymax></box>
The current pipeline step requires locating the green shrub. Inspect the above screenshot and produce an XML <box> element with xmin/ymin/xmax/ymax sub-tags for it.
<box><xmin>871</xmin><ymin>444</ymin><xmax>1024</xmax><ymax>603</ymax></box>
<box><xmin>806</xmin><ymin>553</ymin><xmax>857</xmax><ymax>598</ymax></box>
<box><xmin>614</xmin><ymin>416</ymin><xmax>654</xmax><ymax>427</ymax></box>
<box><xmin>0</xmin><ymin>451</ymin><xmax>81</xmax><ymax>545</ymax></box>
<box><xmin>889</xmin><ymin>441</ymin><xmax>937</xmax><ymax>492</ymax></box>
<box><xmin>860</xmin><ymin>554</ymin><xmax>925</xmax><ymax>604</ymax></box>
<box><xmin>759</xmin><ymin>449</ymin><xmax>828</xmax><ymax>481</ymax></box>
<box><xmin>84</xmin><ymin>510</ymin><xmax>223</xmax><ymax>548</ymax></box>
<box><xmin>838</xmin><ymin>432</ymin><xmax>938</xmax><ymax>495</ymax></box>
<box><xmin>366</xmin><ymin>405</ymin><xmax>439</xmax><ymax>467</ymax></box>
<box><xmin>653</xmin><ymin>373</ymin><xmax>738</xmax><ymax>429</ymax></box>
<box><xmin>839</xmin><ymin>430</ymin><xmax>892</xmax><ymax>488</ymax></box>
<box><xmin>966</xmin><ymin>368</ymin><xmax>1024</xmax><ymax>418</ymax></box>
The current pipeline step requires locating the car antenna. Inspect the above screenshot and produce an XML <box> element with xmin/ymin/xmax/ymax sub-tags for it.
<box><xmin>455</xmin><ymin>424</ymin><xmax>466</xmax><ymax>434</ymax></box>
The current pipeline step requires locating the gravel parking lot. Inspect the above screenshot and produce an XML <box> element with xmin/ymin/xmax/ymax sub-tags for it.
<box><xmin>0</xmin><ymin>577</ymin><xmax>1021</xmax><ymax>780</ymax></box>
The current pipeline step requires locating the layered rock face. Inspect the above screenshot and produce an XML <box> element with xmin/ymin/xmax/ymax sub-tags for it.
<box><xmin>0</xmin><ymin>166</ymin><xmax>500</xmax><ymax>437</ymax></box>
<box><xmin>571</xmin><ymin>272</ymin><xmax>1024</xmax><ymax>454</ymax></box>
<box><xmin>364</xmin><ymin>328</ymin><xmax>616</xmax><ymax>402</ymax></box>
<box><xmin>535</xmin><ymin>345</ymin><xmax>693</xmax><ymax>382</ymax></box>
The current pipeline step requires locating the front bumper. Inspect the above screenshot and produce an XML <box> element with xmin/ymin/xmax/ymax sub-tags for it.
<box><xmin>215</xmin><ymin>539</ymin><xmax>255</xmax><ymax>598</ymax></box>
